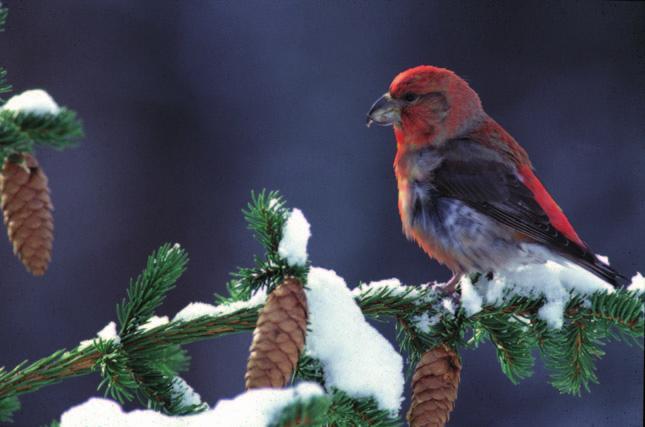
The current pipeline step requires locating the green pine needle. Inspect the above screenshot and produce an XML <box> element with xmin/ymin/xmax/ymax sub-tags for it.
<box><xmin>538</xmin><ymin>291</ymin><xmax>644</xmax><ymax>395</ymax></box>
<box><xmin>478</xmin><ymin>314</ymin><xmax>535</xmax><ymax>384</ymax></box>
<box><xmin>0</xmin><ymin>395</ymin><xmax>20</xmax><ymax>423</ymax></box>
<box><xmin>222</xmin><ymin>190</ymin><xmax>307</xmax><ymax>301</ymax></box>
<box><xmin>0</xmin><ymin>192</ymin><xmax>642</xmax><ymax>424</ymax></box>
<box><xmin>9</xmin><ymin>109</ymin><xmax>83</xmax><ymax>148</ymax></box>
<box><xmin>0</xmin><ymin>6</ymin><xmax>7</xmax><ymax>32</ymax></box>
<box><xmin>126</xmin><ymin>345</ymin><xmax>205</xmax><ymax>416</ymax></box>
<box><xmin>112</xmin><ymin>244</ymin><xmax>201</xmax><ymax>414</ymax></box>
<box><xmin>326</xmin><ymin>390</ymin><xmax>401</xmax><ymax>427</ymax></box>
<box><xmin>117</xmin><ymin>243</ymin><xmax>188</xmax><ymax>336</ymax></box>
<box><xmin>153</xmin><ymin>345</ymin><xmax>191</xmax><ymax>378</ymax></box>
<box><xmin>0</xmin><ymin>108</ymin><xmax>83</xmax><ymax>163</ymax></box>
<box><xmin>0</xmin><ymin>68</ymin><xmax>11</xmax><ymax>100</ymax></box>
<box><xmin>243</xmin><ymin>190</ymin><xmax>288</xmax><ymax>253</ymax></box>
<box><xmin>269</xmin><ymin>394</ymin><xmax>332</xmax><ymax>427</ymax></box>
<box><xmin>95</xmin><ymin>340</ymin><xmax>138</xmax><ymax>403</ymax></box>
<box><xmin>0</xmin><ymin>117</ymin><xmax>29</xmax><ymax>154</ymax></box>
<box><xmin>294</xmin><ymin>354</ymin><xmax>325</xmax><ymax>385</ymax></box>
<box><xmin>292</xmin><ymin>357</ymin><xmax>400</xmax><ymax>426</ymax></box>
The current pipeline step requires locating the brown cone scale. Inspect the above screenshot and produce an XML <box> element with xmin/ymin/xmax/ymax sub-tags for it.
<box><xmin>245</xmin><ymin>277</ymin><xmax>308</xmax><ymax>389</ymax></box>
<box><xmin>407</xmin><ymin>345</ymin><xmax>462</xmax><ymax>427</ymax></box>
<box><xmin>0</xmin><ymin>153</ymin><xmax>54</xmax><ymax>276</ymax></box>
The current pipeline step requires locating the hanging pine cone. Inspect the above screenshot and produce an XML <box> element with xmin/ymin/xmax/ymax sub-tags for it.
<box><xmin>407</xmin><ymin>345</ymin><xmax>462</xmax><ymax>427</ymax></box>
<box><xmin>0</xmin><ymin>153</ymin><xmax>54</xmax><ymax>276</ymax></box>
<box><xmin>245</xmin><ymin>277</ymin><xmax>308</xmax><ymax>389</ymax></box>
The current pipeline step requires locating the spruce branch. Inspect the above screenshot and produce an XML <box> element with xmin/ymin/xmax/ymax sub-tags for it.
<box><xmin>153</xmin><ymin>345</ymin><xmax>191</xmax><ymax>377</ymax></box>
<box><xmin>92</xmin><ymin>336</ymin><xmax>203</xmax><ymax>415</ymax></box>
<box><xmin>112</xmin><ymin>243</ymin><xmax>206</xmax><ymax>415</ymax></box>
<box><xmin>357</xmin><ymin>283</ymin><xmax>438</xmax><ymax>318</ymax></box>
<box><xmin>0</xmin><ymin>395</ymin><xmax>19</xmax><ymax>423</ymax></box>
<box><xmin>0</xmin><ymin>306</ymin><xmax>260</xmax><ymax>421</ymax></box>
<box><xmin>2</xmin><ymin>275</ymin><xmax>641</xmax><ymax>423</ymax></box>
<box><xmin>536</xmin><ymin>290</ymin><xmax>643</xmax><ymax>395</ymax></box>
<box><xmin>117</xmin><ymin>243</ymin><xmax>188</xmax><ymax>336</ymax></box>
<box><xmin>0</xmin><ymin>68</ymin><xmax>10</xmax><ymax>101</ymax></box>
<box><xmin>476</xmin><ymin>313</ymin><xmax>535</xmax><ymax>384</ymax></box>
<box><xmin>0</xmin><ymin>192</ymin><xmax>642</xmax><ymax>425</ymax></box>
<box><xmin>325</xmin><ymin>390</ymin><xmax>401</xmax><ymax>427</ymax></box>
<box><xmin>125</xmin><ymin>350</ymin><xmax>204</xmax><ymax>415</ymax></box>
<box><xmin>0</xmin><ymin>5</ymin><xmax>7</xmax><ymax>32</ymax></box>
<box><xmin>269</xmin><ymin>393</ymin><xmax>331</xmax><ymax>427</ymax></box>
<box><xmin>0</xmin><ymin>276</ymin><xmax>643</xmax><ymax>422</ymax></box>
<box><xmin>293</xmin><ymin>359</ymin><xmax>401</xmax><ymax>426</ymax></box>
<box><xmin>0</xmin><ymin>118</ymin><xmax>28</xmax><ymax>153</ymax></box>
<box><xmin>0</xmin><ymin>109</ymin><xmax>83</xmax><ymax>163</ymax></box>
<box><xmin>294</xmin><ymin>354</ymin><xmax>325</xmax><ymax>386</ymax></box>
<box><xmin>6</xmin><ymin>109</ymin><xmax>83</xmax><ymax>149</ymax></box>
<box><xmin>244</xmin><ymin>190</ymin><xmax>288</xmax><ymax>254</ymax></box>
<box><xmin>396</xmin><ymin>317</ymin><xmax>430</xmax><ymax>371</ymax></box>
<box><xmin>226</xmin><ymin>190</ymin><xmax>307</xmax><ymax>300</ymax></box>
<box><xmin>94</xmin><ymin>340</ymin><xmax>138</xmax><ymax>403</ymax></box>
<box><xmin>0</xmin><ymin>347</ymin><xmax>99</xmax><ymax>422</ymax></box>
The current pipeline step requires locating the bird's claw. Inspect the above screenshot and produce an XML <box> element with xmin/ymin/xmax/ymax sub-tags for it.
<box><xmin>432</xmin><ymin>274</ymin><xmax>461</xmax><ymax>295</ymax></box>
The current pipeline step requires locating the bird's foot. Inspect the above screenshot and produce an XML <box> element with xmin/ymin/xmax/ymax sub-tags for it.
<box><xmin>432</xmin><ymin>274</ymin><xmax>462</xmax><ymax>295</ymax></box>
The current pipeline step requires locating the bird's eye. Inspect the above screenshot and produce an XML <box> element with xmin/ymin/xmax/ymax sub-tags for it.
<box><xmin>403</xmin><ymin>93</ymin><xmax>418</xmax><ymax>103</ymax></box>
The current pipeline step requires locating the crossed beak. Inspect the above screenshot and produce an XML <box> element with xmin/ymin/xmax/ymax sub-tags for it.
<box><xmin>366</xmin><ymin>93</ymin><xmax>402</xmax><ymax>127</ymax></box>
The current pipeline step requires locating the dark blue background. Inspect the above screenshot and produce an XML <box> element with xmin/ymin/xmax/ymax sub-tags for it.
<box><xmin>1</xmin><ymin>1</ymin><xmax>643</xmax><ymax>425</ymax></box>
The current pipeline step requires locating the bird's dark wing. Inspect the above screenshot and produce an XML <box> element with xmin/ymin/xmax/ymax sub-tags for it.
<box><xmin>430</xmin><ymin>138</ymin><xmax>621</xmax><ymax>285</ymax></box>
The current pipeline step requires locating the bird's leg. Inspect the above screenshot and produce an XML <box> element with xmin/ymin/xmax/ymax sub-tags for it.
<box><xmin>433</xmin><ymin>273</ymin><xmax>462</xmax><ymax>295</ymax></box>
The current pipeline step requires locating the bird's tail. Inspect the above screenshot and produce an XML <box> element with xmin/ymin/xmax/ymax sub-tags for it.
<box><xmin>562</xmin><ymin>251</ymin><xmax>626</xmax><ymax>287</ymax></box>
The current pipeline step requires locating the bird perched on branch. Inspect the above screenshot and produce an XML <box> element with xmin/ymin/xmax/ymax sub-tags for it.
<box><xmin>367</xmin><ymin>65</ymin><xmax>622</xmax><ymax>291</ymax></box>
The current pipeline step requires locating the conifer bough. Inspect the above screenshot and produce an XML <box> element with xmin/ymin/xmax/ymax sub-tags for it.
<box><xmin>1</xmin><ymin>5</ymin><xmax>82</xmax><ymax>274</ymax></box>
<box><xmin>0</xmin><ymin>7</ymin><xmax>642</xmax><ymax>424</ymax></box>
<box><xmin>0</xmin><ymin>86</ymin><xmax>82</xmax><ymax>275</ymax></box>
<box><xmin>0</xmin><ymin>191</ymin><xmax>642</xmax><ymax>426</ymax></box>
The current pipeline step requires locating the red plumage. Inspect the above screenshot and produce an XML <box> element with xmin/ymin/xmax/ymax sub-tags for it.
<box><xmin>517</xmin><ymin>164</ymin><xmax>584</xmax><ymax>248</ymax></box>
<box><xmin>367</xmin><ymin>65</ymin><xmax>621</xmax><ymax>286</ymax></box>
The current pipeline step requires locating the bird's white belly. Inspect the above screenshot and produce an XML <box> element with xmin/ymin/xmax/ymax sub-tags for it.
<box><xmin>408</xmin><ymin>192</ymin><xmax>547</xmax><ymax>273</ymax></box>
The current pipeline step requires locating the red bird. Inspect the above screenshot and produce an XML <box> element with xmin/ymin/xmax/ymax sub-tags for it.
<box><xmin>367</xmin><ymin>65</ymin><xmax>621</xmax><ymax>290</ymax></box>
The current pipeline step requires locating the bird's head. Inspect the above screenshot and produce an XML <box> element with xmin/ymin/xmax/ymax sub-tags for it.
<box><xmin>367</xmin><ymin>65</ymin><xmax>484</xmax><ymax>146</ymax></box>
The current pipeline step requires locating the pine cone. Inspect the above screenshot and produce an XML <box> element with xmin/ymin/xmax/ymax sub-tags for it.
<box><xmin>407</xmin><ymin>345</ymin><xmax>462</xmax><ymax>427</ymax></box>
<box><xmin>245</xmin><ymin>277</ymin><xmax>308</xmax><ymax>389</ymax></box>
<box><xmin>0</xmin><ymin>153</ymin><xmax>54</xmax><ymax>276</ymax></box>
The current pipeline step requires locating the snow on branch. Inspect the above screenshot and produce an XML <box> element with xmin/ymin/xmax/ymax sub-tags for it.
<box><xmin>278</xmin><ymin>208</ymin><xmax>311</xmax><ymax>267</ymax></box>
<box><xmin>628</xmin><ymin>272</ymin><xmax>645</xmax><ymax>294</ymax></box>
<box><xmin>137</xmin><ymin>315</ymin><xmax>170</xmax><ymax>332</ymax></box>
<box><xmin>170</xmin><ymin>377</ymin><xmax>204</xmax><ymax>409</ymax></box>
<box><xmin>60</xmin><ymin>383</ymin><xmax>325</xmax><ymax>427</ymax></box>
<box><xmin>173</xmin><ymin>288</ymin><xmax>267</xmax><ymax>323</ymax></box>
<box><xmin>0</xmin><ymin>191</ymin><xmax>642</xmax><ymax>426</ymax></box>
<box><xmin>0</xmin><ymin>89</ymin><xmax>82</xmax><ymax>162</ymax></box>
<box><xmin>459</xmin><ymin>260</ymin><xmax>615</xmax><ymax>329</ymax></box>
<box><xmin>0</xmin><ymin>8</ymin><xmax>633</xmax><ymax>421</ymax></box>
<box><xmin>305</xmin><ymin>267</ymin><xmax>404</xmax><ymax>413</ymax></box>
<box><xmin>1</xmin><ymin>89</ymin><xmax>60</xmax><ymax>115</ymax></box>
<box><xmin>78</xmin><ymin>321</ymin><xmax>121</xmax><ymax>350</ymax></box>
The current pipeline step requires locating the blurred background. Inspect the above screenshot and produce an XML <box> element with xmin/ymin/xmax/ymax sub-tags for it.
<box><xmin>0</xmin><ymin>1</ymin><xmax>643</xmax><ymax>425</ymax></box>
